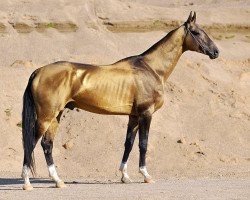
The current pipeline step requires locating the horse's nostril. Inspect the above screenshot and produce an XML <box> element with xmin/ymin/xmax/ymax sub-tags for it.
<box><xmin>214</xmin><ymin>49</ymin><xmax>219</xmax><ymax>57</ymax></box>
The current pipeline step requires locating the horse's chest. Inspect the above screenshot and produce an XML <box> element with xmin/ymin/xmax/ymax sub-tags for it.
<box><xmin>136</xmin><ymin>82</ymin><xmax>164</xmax><ymax>113</ymax></box>
<box><xmin>153</xmin><ymin>87</ymin><xmax>164</xmax><ymax>111</ymax></box>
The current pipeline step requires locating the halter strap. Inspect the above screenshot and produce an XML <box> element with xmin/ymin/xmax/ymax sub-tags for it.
<box><xmin>184</xmin><ymin>24</ymin><xmax>208</xmax><ymax>54</ymax></box>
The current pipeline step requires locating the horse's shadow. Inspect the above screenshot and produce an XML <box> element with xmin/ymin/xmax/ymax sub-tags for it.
<box><xmin>0</xmin><ymin>178</ymin><xmax>53</xmax><ymax>190</ymax></box>
<box><xmin>0</xmin><ymin>178</ymin><xmax>51</xmax><ymax>185</ymax></box>
<box><xmin>0</xmin><ymin>178</ymin><xmax>140</xmax><ymax>190</ymax></box>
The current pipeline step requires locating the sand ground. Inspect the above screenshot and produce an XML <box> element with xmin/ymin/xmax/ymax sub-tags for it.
<box><xmin>1</xmin><ymin>178</ymin><xmax>250</xmax><ymax>200</ymax></box>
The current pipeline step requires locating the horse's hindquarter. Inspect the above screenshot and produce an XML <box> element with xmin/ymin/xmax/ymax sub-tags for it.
<box><xmin>31</xmin><ymin>62</ymin><xmax>79</xmax><ymax>119</ymax></box>
<box><xmin>72</xmin><ymin>64</ymin><xmax>136</xmax><ymax>115</ymax></box>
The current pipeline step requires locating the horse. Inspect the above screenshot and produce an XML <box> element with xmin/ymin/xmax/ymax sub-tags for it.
<box><xmin>21</xmin><ymin>12</ymin><xmax>219</xmax><ymax>190</ymax></box>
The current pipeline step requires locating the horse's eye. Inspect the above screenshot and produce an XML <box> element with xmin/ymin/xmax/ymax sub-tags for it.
<box><xmin>191</xmin><ymin>30</ymin><xmax>199</xmax><ymax>35</ymax></box>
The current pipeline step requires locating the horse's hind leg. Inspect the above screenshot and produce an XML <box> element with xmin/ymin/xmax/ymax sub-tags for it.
<box><xmin>41</xmin><ymin>117</ymin><xmax>66</xmax><ymax>188</ymax></box>
<box><xmin>21</xmin><ymin>133</ymin><xmax>42</xmax><ymax>190</ymax></box>
<box><xmin>21</xmin><ymin>119</ymin><xmax>50</xmax><ymax>190</ymax></box>
<box><xmin>119</xmin><ymin>115</ymin><xmax>138</xmax><ymax>183</ymax></box>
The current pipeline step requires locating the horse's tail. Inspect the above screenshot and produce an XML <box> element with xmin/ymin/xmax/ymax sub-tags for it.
<box><xmin>22</xmin><ymin>70</ymin><xmax>38</xmax><ymax>176</ymax></box>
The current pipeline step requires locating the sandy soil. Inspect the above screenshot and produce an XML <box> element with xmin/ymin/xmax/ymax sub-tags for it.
<box><xmin>0</xmin><ymin>0</ymin><xmax>250</xmax><ymax>199</ymax></box>
<box><xmin>1</xmin><ymin>178</ymin><xmax>250</xmax><ymax>200</ymax></box>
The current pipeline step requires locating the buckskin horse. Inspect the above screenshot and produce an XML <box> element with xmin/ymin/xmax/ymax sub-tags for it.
<box><xmin>21</xmin><ymin>12</ymin><xmax>219</xmax><ymax>190</ymax></box>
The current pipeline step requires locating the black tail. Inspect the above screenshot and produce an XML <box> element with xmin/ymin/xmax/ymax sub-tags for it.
<box><xmin>22</xmin><ymin>70</ymin><xmax>38</xmax><ymax>176</ymax></box>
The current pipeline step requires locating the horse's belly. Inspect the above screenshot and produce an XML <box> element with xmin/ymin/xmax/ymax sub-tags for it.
<box><xmin>73</xmin><ymin>87</ymin><xmax>134</xmax><ymax>115</ymax></box>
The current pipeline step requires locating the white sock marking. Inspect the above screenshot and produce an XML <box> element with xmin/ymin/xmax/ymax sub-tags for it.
<box><xmin>119</xmin><ymin>162</ymin><xmax>130</xmax><ymax>178</ymax></box>
<box><xmin>48</xmin><ymin>164</ymin><xmax>61</xmax><ymax>182</ymax></box>
<box><xmin>21</xmin><ymin>165</ymin><xmax>30</xmax><ymax>185</ymax></box>
<box><xmin>139</xmin><ymin>166</ymin><xmax>151</xmax><ymax>178</ymax></box>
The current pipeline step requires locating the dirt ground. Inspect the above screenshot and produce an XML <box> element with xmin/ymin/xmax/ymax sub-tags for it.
<box><xmin>0</xmin><ymin>0</ymin><xmax>250</xmax><ymax>199</ymax></box>
<box><xmin>1</xmin><ymin>178</ymin><xmax>250</xmax><ymax>200</ymax></box>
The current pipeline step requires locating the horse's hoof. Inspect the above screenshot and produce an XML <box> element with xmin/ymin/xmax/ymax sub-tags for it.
<box><xmin>23</xmin><ymin>183</ymin><xmax>33</xmax><ymax>190</ymax></box>
<box><xmin>121</xmin><ymin>176</ymin><xmax>132</xmax><ymax>184</ymax></box>
<box><xmin>56</xmin><ymin>180</ymin><xmax>66</xmax><ymax>188</ymax></box>
<box><xmin>144</xmin><ymin>177</ymin><xmax>155</xmax><ymax>184</ymax></box>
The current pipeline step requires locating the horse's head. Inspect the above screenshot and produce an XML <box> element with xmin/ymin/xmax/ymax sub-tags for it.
<box><xmin>183</xmin><ymin>12</ymin><xmax>219</xmax><ymax>59</ymax></box>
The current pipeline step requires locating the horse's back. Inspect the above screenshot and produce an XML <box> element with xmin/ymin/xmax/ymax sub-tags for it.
<box><xmin>32</xmin><ymin>61</ymin><xmax>95</xmax><ymax>94</ymax></box>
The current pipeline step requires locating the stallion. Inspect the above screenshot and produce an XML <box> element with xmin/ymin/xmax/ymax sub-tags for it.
<box><xmin>21</xmin><ymin>12</ymin><xmax>219</xmax><ymax>190</ymax></box>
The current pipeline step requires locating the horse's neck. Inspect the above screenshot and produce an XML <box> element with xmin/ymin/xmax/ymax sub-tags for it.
<box><xmin>141</xmin><ymin>26</ymin><xmax>186</xmax><ymax>82</ymax></box>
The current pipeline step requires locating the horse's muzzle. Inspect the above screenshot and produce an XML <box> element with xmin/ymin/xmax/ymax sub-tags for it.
<box><xmin>208</xmin><ymin>48</ymin><xmax>219</xmax><ymax>59</ymax></box>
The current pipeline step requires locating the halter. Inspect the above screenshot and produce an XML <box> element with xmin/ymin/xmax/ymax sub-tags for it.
<box><xmin>184</xmin><ymin>23</ymin><xmax>208</xmax><ymax>54</ymax></box>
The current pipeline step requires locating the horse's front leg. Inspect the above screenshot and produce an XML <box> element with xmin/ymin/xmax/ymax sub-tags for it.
<box><xmin>138</xmin><ymin>111</ymin><xmax>155</xmax><ymax>183</ymax></box>
<box><xmin>120</xmin><ymin>115</ymin><xmax>139</xmax><ymax>183</ymax></box>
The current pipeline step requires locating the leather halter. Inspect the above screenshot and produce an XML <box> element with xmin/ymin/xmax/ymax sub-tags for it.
<box><xmin>184</xmin><ymin>23</ymin><xmax>208</xmax><ymax>54</ymax></box>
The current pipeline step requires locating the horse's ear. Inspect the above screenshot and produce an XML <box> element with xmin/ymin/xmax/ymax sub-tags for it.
<box><xmin>186</xmin><ymin>11</ymin><xmax>193</xmax><ymax>24</ymax></box>
<box><xmin>192</xmin><ymin>12</ymin><xmax>196</xmax><ymax>23</ymax></box>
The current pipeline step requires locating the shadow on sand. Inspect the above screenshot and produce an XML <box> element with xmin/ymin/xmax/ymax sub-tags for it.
<box><xmin>0</xmin><ymin>178</ymin><xmax>54</xmax><ymax>190</ymax></box>
<box><xmin>0</xmin><ymin>178</ymin><xmax>53</xmax><ymax>185</ymax></box>
<box><xmin>0</xmin><ymin>177</ymin><xmax>141</xmax><ymax>190</ymax></box>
